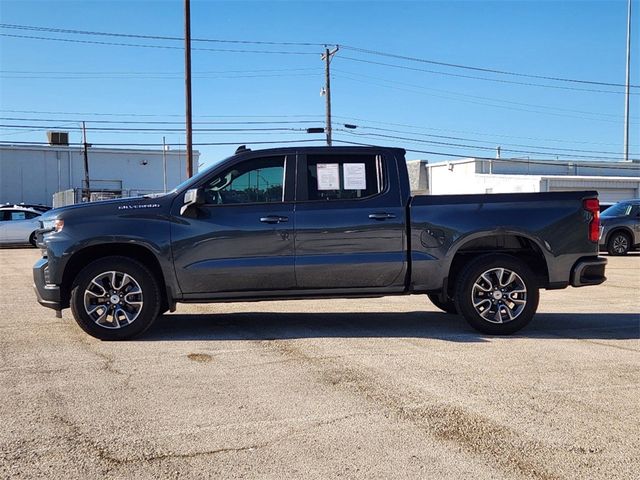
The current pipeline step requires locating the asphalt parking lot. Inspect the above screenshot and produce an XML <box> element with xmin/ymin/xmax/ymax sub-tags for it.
<box><xmin>0</xmin><ymin>248</ymin><xmax>638</xmax><ymax>479</ymax></box>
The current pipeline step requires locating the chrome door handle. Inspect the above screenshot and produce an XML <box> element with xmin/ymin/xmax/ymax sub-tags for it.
<box><xmin>260</xmin><ymin>216</ymin><xmax>288</xmax><ymax>224</ymax></box>
<box><xmin>368</xmin><ymin>212</ymin><xmax>396</xmax><ymax>220</ymax></box>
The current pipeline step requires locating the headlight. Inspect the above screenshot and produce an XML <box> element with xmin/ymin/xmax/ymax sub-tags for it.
<box><xmin>42</xmin><ymin>219</ymin><xmax>64</xmax><ymax>232</ymax></box>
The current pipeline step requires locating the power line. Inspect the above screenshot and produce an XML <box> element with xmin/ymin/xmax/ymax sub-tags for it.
<box><xmin>334</xmin><ymin>73</ymin><xmax>625</xmax><ymax>124</ymax></box>
<box><xmin>0</xmin><ymin>72</ymin><xmax>321</xmax><ymax>80</ymax></box>
<box><xmin>337</xmin><ymin>56</ymin><xmax>638</xmax><ymax>95</ymax></box>
<box><xmin>0</xmin><ymin>67</ymin><xmax>319</xmax><ymax>77</ymax></box>
<box><xmin>0</xmin><ymin>33</ymin><xmax>318</xmax><ymax>55</ymax></box>
<box><xmin>353</xmin><ymin>125</ymin><xmax>639</xmax><ymax>157</ymax></box>
<box><xmin>1</xmin><ymin>109</ymin><xmax>629</xmax><ymax>148</ymax></box>
<box><xmin>340</xmin><ymin>45</ymin><xmax>639</xmax><ymax>89</ymax></box>
<box><xmin>4</xmin><ymin>117</ymin><xmax>635</xmax><ymax>156</ymax></box>
<box><xmin>0</xmin><ymin>23</ymin><xmax>325</xmax><ymax>46</ymax></box>
<box><xmin>332</xmin><ymin>115</ymin><xmax>640</xmax><ymax>148</ymax></box>
<box><xmin>335</xmin><ymin>129</ymin><xmax>640</xmax><ymax>161</ymax></box>
<box><xmin>0</xmin><ymin>124</ymin><xmax>310</xmax><ymax>133</ymax></box>
<box><xmin>0</xmin><ymin>116</ymin><xmax>323</xmax><ymax>125</ymax></box>
<box><xmin>1</xmin><ymin>113</ymin><xmax>636</xmax><ymax>153</ymax></box>
<box><xmin>0</xmin><ymin>138</ymin><xmax>325</xmax><ymax>147</ymax></box>
<box><xmin>332</xmin><ymin>138</ymin><xmax>640</xmax><ymax>170</ymax></box>
<box><xmin>0</xmin><ymin>109</ymin><xmax>324</xmax><ymax>119</ymax></box>
<box><xmin>3</xmin><ymin>23</ymin><xmax>633</xmax><ymax>89</ymax></box>
<box><xmin>333</xmin><ymin>69</ymin><xmax>637</xmax><ymax>121</ymax></box>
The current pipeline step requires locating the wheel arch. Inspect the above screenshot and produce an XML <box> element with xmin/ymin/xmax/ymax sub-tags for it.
<box><xmin>605</xmin><ymin>226</ymin><xmax>634</xmax><ymax>245</ymax></box>
<box><xmin>60</xmin><ymin>243</ymin><xmax>170</xmax><ymax>311</ymax></box>
<box><xmin>443</xmin><ymin>232</ymin><xmax>550</xmax><ymax>297</ymax></box>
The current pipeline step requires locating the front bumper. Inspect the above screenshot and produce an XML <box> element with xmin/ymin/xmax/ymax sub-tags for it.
<box><xmin>570</xmin><ymin>256</ymin><xmax>607</xmax><ymax>287</ymax></box>
<box><xmin>33</xmin><ymin>257</ymin><xmax>62</xmax><ymax>310</ymax></box>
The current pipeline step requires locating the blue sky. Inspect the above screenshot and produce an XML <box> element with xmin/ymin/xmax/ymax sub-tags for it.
<box><xmin>0</xmin><ymin>0</ymin><xmax>638</xmax><ymax>168</ymax></box>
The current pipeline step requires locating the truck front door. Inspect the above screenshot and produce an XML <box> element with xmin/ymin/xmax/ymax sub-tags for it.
<box><xmin>171</xmin><ymin>154</ymin><xmax>296</xmax><ymax>295</ymax></box>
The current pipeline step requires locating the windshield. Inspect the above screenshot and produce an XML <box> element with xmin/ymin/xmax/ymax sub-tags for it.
<box><xmin>601</xmin><ymin>202</ymin><xmax>632</xmax><ymax>217</ymax></box>
<box><xmin>170</xmin><ymin>156</ymin><xmax>232</xmax><ymax>194</ymax></box>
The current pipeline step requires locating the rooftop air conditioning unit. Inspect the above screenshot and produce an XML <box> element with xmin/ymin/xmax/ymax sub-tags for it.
<box><xmin>47</xmin><ymin>131</ymin><xmax>69</xmax><ymax>146</ymax></box>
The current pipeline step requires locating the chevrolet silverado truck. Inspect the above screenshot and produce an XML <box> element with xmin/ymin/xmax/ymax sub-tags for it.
<box><xmin>34</xmin><ymin>146</ymin><xmax>607</xmax><ymax>340</ymax></box>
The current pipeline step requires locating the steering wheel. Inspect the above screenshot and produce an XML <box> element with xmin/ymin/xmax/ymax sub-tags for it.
<box><xmin>207</xmin><ymin>170</ymin><xmax>239</xmax><ymax>205</ymax></box>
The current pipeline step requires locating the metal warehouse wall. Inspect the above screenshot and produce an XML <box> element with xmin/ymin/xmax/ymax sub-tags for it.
<box><xmin>0</xmin><ymin>145</ymin><xmax>199</xmax><ymax>206</ymax></box>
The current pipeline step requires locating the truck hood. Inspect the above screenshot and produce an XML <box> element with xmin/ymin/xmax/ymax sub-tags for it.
<box><xmin>41</xmin><ymin>194</ymin><xmax>173</xmax><ymax>221</ymax></box>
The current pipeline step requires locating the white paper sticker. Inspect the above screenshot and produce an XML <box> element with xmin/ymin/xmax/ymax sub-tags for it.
<box><xmin>316</xmin><ymin>163</ymin><xmax>340</xmax><ymax>190</ymax></box>
<box><xmin>343</xmin><ymin>163</ymin><xmax>367</xmax><ymax>190</ymax></box>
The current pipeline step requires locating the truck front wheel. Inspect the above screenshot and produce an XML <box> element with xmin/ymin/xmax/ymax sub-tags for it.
<box><xmin>70</xmin><ymin>256</ymin><xmax>161</xmax><ymax>340</ymax></box>
<box><xmin>454</xmin><ymin>254</ymin><xmax>539</xmax><ymax>335</ymax></box>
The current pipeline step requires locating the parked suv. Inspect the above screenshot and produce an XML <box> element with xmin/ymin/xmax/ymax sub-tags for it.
<box><xmin>599</xmin><ymin>199</ymin><xmax>640</xmax><ymax>255</ymax></box>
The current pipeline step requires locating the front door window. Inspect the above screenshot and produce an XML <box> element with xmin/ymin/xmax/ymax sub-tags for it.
<box><xmin>203</xmin><ymin>156</ymin><xmax>285</xmax><ymax>205</ymax></box>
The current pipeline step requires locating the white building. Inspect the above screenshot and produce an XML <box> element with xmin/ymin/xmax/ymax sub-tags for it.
<box><xmin>408</xmin><ymin>157</ymin><xmax>640</xmax><ymax>203</ymax></box>
<box><xmin>0</xmin><ymin>142</ymin><xmax>199</xmax><ymax>206</ymax></box>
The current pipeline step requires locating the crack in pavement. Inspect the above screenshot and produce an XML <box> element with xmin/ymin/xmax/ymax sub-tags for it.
<box><xmin>42</xmin><ymin>397</ymin><xmax>362</xmax><ymax>469</ymax></box>
<box><xmin>256</xmin><ymin>338</ymin><xmax>585</xmax><ymax>480</ymax></box>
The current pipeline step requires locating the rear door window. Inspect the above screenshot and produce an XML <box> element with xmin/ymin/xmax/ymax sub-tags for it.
<box><xmin>304</xmin><ymin>154</ymin><xmax>384</xmax><ymax>201</ymax></box>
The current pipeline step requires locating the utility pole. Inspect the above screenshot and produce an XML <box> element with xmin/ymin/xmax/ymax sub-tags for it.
<box><xmin>162</xmin><ymin>136</ymin><xmax>168</xmax><ymax>193</ymax></box>
<box><xmin>184</xmin><ymin>0</ymin><xmax>194</xmax><ymax>177</ymax></box>
<box><xmin>82</xmin><ymin>121</ymin><xmax>90</xmax><ymax>200</ymax></box>
<box><xmin>321</xmin><ymin>46</ymin><xmax>339</xmax><ymax>146</ymax></box>
<box><xmin>623</xmin><ymin>0</ymin><xmax>632</xmax><ymax>162</ymax></box>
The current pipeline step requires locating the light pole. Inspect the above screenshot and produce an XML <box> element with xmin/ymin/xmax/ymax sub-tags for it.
<box><xmin>184</xmin><ymin>0</ymin><xmax>194</xmax><ymax>177</ymax></box>
<box><xmin>623</xmin><ymin>0</ymin><xmax>632</xmax><ymax>162</ymax></box>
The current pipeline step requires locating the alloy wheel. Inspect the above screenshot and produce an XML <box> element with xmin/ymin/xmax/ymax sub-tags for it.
<box><xmin>83</xmin><ymin>271</ymin><xmax>144</xmax><ymax>329</ymax></box>
<box><xmin>612</xmin><ymin>235</ymin><xmax>629</xmax><ymax>254</ymax></box>
<box><xmin>471</xmin><ymin>268</ymin><xmax>527</xmax><ymax>324</ymax></box>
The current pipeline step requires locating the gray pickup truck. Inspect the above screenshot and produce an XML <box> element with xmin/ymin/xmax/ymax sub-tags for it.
<box><xmin>34</xmin><ymin>146</ymin><xmax>606</xmax><ymax>340</ymax></box>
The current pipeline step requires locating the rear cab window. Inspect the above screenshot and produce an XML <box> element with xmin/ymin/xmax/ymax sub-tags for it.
<box><xmin>302</xmin><ymin>154</ymin><xmax>385</xmax><ymax>202</ymax></box>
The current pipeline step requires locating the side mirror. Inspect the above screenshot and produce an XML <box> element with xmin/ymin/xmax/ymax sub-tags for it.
<box><xmin>180</xmin><ymin>187</ymin><xmax>205</xmax><ymax>215</ymax></box>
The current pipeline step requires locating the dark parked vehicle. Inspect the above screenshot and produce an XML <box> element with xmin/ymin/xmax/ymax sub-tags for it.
<box><xmin>599</xmin><ymin>199</ymin><xmax>640</xmax><ymax>255</ymax></box>
<box><xmin>34</xmin><ymin>146</ymin><xmax>606</xmax><ymax>340</ymax></box>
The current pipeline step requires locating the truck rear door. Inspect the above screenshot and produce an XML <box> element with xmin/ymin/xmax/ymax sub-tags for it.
<box><xmin>294</xmin><ymin>151</ymin><xmax>407</xmax><ymax>290</ymax></box>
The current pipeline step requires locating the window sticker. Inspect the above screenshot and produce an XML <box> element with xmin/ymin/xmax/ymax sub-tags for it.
<box><xmin>316</xmin><ymin>163</ymin><xmax>340</xmax><ymax>190</ymax></box>
<box><xmin>343</xmin><ymin>163</ymin><xmax>367</xmax><ymax>190</ymax></box>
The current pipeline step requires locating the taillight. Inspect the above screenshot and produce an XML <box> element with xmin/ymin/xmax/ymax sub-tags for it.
<box><xmin>583</xmin><ymin>198</ymin><xmax>600</xmax><ymax>242</ymax></box>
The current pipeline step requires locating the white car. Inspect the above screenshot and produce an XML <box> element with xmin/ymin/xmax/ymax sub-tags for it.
<box><xmin>0</xmin><ymin>206</ymin><xmax>43</xmax><ymax>246</ymax></box>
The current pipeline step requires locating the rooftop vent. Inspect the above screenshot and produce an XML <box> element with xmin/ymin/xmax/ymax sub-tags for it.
<box><xmin>47</xmin><ymin>131</ymin><xmax>69</xmax><ymax>146</ymax></box>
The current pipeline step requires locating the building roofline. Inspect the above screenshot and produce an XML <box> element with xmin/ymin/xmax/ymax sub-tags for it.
<box><xmin>474</xmin><ymin>173</ymin><xmax>640</xmax><ymax>181</ymax></box>
<box><xmin>420</xmin><ymin>156</ymin><xmax>640</xmax><ymax>169</ymax></box>
<box><xmin>0</xmin><ymin>144</ymin><xmax>200</xmax><ymax>156</ymax></box>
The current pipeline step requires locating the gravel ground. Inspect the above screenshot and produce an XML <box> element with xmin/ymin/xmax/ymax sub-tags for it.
<box><xmin>0</xmin><ymin>248</ymin><xmax>638</xmax><ymax>479</ymax></box>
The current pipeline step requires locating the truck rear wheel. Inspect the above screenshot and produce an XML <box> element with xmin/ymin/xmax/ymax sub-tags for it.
<box><xmin>70</xmin><ymin>256</ymin><xmax>161</xmax><ymax>340</ymax></box>
<box><xmin>427</xmin><ymin>293</ymin><xmax>457</xmax><ymax>314</ymax></box>
<box><xmin>454</xmin><ymin>254</ymin><xmax>539</xmax><ymax>335</ymax></box>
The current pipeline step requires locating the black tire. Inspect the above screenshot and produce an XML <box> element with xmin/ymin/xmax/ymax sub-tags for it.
<box><xmin>607</xmin><ymin>231</ymin><xmax>631</xmax><ymax>256</ymax></box>
<box><xmin>427</xmin><ymin>293</ymin><xmax>457</xmax><ymax>314</ymax></box>
<box><xmin>454</xmin><ymin>254</ymin><xmax>539</xmax><ymax>335</ymax></box>
<box><xmin>70</xmin><ymin>256</ymin><xmax>161</xmax><ymax>340</ymax></box>
<box><xmin>28</xmin><ymin>232</ymin><xmax>37</xmax><ymax>247</ymax></box>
